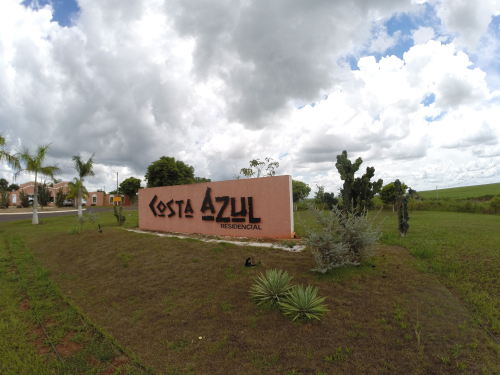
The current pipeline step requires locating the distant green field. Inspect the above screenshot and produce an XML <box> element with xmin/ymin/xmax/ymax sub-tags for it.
<box><xmin>418</xmin><ymin>182</ymin><xmax>500</xmax><ymax>200</ymax></box>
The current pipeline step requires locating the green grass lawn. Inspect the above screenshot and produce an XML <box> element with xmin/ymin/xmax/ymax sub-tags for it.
<box><xmin>418</xmin><ymin>183</ymin><xmax>500</xmax><ymax>200</ymax></box>
<box><xmin>296</xmin><ymin>209</ymin><xmax>500</xmax><ymax>338</ymax></box>
<box><xmin>1</xmin><ymin>209</ymin><xmax>500</xmax><ymax>374</ymax></box>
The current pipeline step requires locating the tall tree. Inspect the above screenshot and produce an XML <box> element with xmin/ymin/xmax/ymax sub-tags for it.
<box><xmin>145</xmin><ymin>156</ymin><xmax>195</xmax><ymax>188</ymax></box>
<box><xmin>15</xmin><ymin>144</ymin><xmax>60</xmax><ymax>224</ymax></box>
<box><xmin>380</xmin><ymin>182</ymin><xmax>408</xmax><ymax>211</ymax></box>
<box><xmin>8</xmin><ymin>183</ymin><xmax>20</xmax><ymax>192</ymax></box>
<box><xmin>72</xmin><ymin>153</ymin><xmax>95</xmax><ymax>217</ymax></box>
<box><xmin>292</xmin><ymin>180</ymin><xmax>311</xmax><ymax>209</ymax></box>
<box><xmin>240</xmin><ymin>157</ymin><xmax>279</xmax><ymax>178</ymax></box>
<box><xmin>119</xmin><ymin>177</ymin><xmax>142</xmax><ymax>204</ymax></box>
<box><xmin>0</xmin><ymin>178</ymin><xmax>8</xmax><ymax>191</ymax></box>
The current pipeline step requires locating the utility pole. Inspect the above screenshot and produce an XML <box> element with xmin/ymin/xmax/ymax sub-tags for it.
<box><xmin>108</xmin><ymin>166</ymin><xmax>119</xmax><ymax>206</ymax></box>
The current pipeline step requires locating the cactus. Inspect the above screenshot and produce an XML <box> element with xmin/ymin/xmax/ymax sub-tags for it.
<box><xmin>395</xmin><ymin>179</ymin><xmax>409</xmax><ymax>237</ymax></box>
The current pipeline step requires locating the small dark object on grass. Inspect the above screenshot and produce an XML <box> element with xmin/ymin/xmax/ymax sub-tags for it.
<box><xmin>245</xmin><ymin>257</ymin><xmax>260</xmax><ymax>267</ymax></box>
<box><xmin>98</xmin><ymin>224</ymin><xmax>102</xmax><ymax>233</ymax></box>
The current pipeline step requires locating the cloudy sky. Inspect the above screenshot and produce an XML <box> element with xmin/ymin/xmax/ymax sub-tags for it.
<box><xmin>1</xmin><ymin>0</ymin><xmax>499</xmax><ymax>196</ymax></box>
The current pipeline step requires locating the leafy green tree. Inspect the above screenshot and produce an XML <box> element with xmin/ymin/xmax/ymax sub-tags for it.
<box><xmin>19</xmin><ymin>189</ymin><xmax>30</xmax><ymax>208</ymax></box>
<box><xmin>323</xmin><ymin>192</ymin><xmax>338</xmax><ymax>209</ymax></box>
<box><xmin>194</xmin><ymin>177</ymin><xmax>211</xmax><ymax>183</ymax></box>
<box><xmin>0</xmin><ymin>178</ymin><xmax>8</xmax><ymax>191</ymax></box>
<box><xmin>145</xmin><ymin>156</ymin><xmax>195</xmax><ymax>188</ymax></box>
<box><xmin>314</xmin><ymin>185</ymin><xmax>325</xmax><ymax>206</ymax></box>
<box><xmin>292</xmin><ymin>180</ymin><xmax>311</xmax><ymax>210</ymax></box>
<box><xmin>72</xmin><ymin>153</ymin><xmax>95</xmax><ymax>217</ymax></box>
<box><xmin>0</xmin><ymin>191</ymin><xmax>9</xmax><ymax>208</ymax></box>
<box><xmin>15</xmin><ymin>144</ymin><xmax>60</xmax><ymax>224</ymax></box>
<box><xmin>37</xmin><ymin>183</ymin><xmax>52</xmax><ymax>209</ymax></box>
<box><xmin>380</xmin><ymin>182</ymin><xmax>408</xmax><ymax>211</ymax></box>
<box><xmin>240</xmin><ymin>157</ymin><xmax>279</xmax><ymax>178</ymax></box>
<box><xmin>0</xmin><ymin>134</ymin><xmax>20</xmax><ymax>171</ymax></box>
<box><xmin>335</xmin><ymin>150</ymin><xmax>382</xmax><ymax>213</ymax></box>
<box><xmin>55</xmin><ymin>187</ymin><xmax>66</xmax><ymax>208</ymax></box>
<box><xmin>119</xmin><ymin>177</ymin><xmax>142</xmax><ymax>203</ymax></box>
<box><xmin>8</xmin><ymin>183</ymin><xmax>19</xmax><ymax>192</ymax></box>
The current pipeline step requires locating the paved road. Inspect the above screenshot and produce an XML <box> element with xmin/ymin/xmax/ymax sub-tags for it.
<box><xmin>0</xmin><ymin>206</ymin><xmax>137</xmax><ymax>223</ymax></box>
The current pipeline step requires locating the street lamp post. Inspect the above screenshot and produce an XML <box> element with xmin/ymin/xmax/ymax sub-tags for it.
<box><xmin>108</xmin><ymin>166</ymin><xmax>119</xmax><ymax>206</ymax></box>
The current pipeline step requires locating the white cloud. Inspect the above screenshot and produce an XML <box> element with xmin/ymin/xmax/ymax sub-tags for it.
<box><xmin>435</xmin><ymin>0</ymin><xmax>500</xmax><ymax>50</ymax></box>
<box><xmin>0</xmin><ymin>0</ymin><xmax>499</xmax><ymax>195</ymax></box>
<box><xmin>411</xmin><ymin>26</ymin><xmax>435</xmax><ymax>44</ymax></box>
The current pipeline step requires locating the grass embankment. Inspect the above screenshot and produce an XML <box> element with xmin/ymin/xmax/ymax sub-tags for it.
<box><xmin>418</xmin><ymin>183</ymin><xmax>500</xmax><ymax>200</ymax></box>
<box><xmin>370</xmin><ymin>183</ymin><xmax>500</xmax><ymax>215</ymax></box>
<box><xmin>1</xmin><ymin>210</ymin><xmax>500</xmax><ymax>373</ymax></box>
<box><xmin>0</xmin><ymin>211</ymin><xmax>150</xmax><ymax>374</ymax></box>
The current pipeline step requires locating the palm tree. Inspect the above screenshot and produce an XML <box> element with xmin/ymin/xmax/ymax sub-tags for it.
<box><xmin>0</xmin><ymin>133</ymin><xmax>21</xmax><ymax>171</ymax></box>
<box><xmin>15</xmin><ymin>144</ymin><xmax>60</xmax><ymax>224</ymax></box>
<box><xmin>66</xmin><ymin>178</ymin><xmax>89</xmax><ymax>204</ymax></box>
<box><xmin>72</xmin><ymin>153</ymin><xmax>95</xmax><ymax>217</ymax></box>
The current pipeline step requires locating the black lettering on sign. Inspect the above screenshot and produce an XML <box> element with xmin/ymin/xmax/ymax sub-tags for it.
<box><xmin>149</xmin><ymin>195</ymin><xmax>158</xmax><ymax>216</ymax></box>
<box><xmin>175</xmin><ymin>200</ymin><xmax>184</xmax><ymax>218</ymax></box>
<box><xmin>201</xmin><ymin>187</ymin><xmax>215</xmax><ymax>221</ymax></box>
<box><xmin>248</xmin><ymin>197</ymin><xmax>261</xmax><ymax>223</ymax></box>
<box><xmin>231</xmin><ymin>197</ymin><xmax>246</xmax><ymax>223</ymax></box>
<box><xmin>215</xmin><ymin>196</ymin><xmax>230</xmax><ymax>223</ymax></box>
<box><xmin>166</xmin><ymin>199</ymin><xmax>175</xmax><ymax>218</ymax></box>
<box><xmin>157</xmin><ymin>200</ymin><xmax>167</xmax><ymax>217</ymax></box>
<box><xmin>184</xmin><ymin>199</ymin><xmax>194</xmax><ymax>218</ymax></box>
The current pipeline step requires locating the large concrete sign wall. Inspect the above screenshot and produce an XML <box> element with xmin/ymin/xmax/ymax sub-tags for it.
<box><xmin>138</xmin><ymin>175</ymin><xmax>294</xmax><ymax>239</ymax></box>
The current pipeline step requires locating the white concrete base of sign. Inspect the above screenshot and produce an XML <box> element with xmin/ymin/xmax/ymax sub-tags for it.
<box><xmin>126</xmin><ymin>229</ymin><xmax>305</xmax><ymax>252</ymax></box>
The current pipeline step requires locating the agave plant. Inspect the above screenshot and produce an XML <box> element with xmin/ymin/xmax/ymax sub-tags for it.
<box><xmin>279</xmin><ymin>284</ymin><xmax>329</xmax><ymax>321</ymax></box>
<box><xmin>250</xmin><ymin>269</ymin><xmax>293</xmax><ymax>306</ymax></box>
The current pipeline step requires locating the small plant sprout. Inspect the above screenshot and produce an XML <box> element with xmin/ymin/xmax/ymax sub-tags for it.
<box><xmin>250</xmin><ymin>269</ymin><xmax>293</xmax><ymax>306</ymax></box>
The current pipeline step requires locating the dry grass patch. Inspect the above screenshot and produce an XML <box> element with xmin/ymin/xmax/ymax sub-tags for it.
<box><xmin>27</xmin><ymin>228</ymin><xmax>499</xmax><ymax>374</ymax></box>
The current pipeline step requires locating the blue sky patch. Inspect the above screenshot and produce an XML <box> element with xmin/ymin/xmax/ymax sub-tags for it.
<box><xmin>425</xmin><ymin>111</ymin><xmax>446</xmax><ymax>122</ymax></box>
<box><xmin>22</xmin><ymin>0</ymin><xmax>80</xmax><ymax>27</ymax></box>
<box><xmin>421</xmin><ymin>93</ymin><xmax>435</xmax><ymax>107</ymax></box>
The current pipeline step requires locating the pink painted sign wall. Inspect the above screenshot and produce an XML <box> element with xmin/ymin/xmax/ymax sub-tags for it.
<box><xmin>138</xmin><ymin>175</ymin><xmax>294</xmax><ymax>239</ymax></box>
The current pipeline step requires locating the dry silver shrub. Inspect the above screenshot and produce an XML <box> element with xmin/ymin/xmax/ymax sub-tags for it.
<box><xmin>305</xmin><ymin>204</ymin><xmax>383</xmax><ymax>273</ymax></box>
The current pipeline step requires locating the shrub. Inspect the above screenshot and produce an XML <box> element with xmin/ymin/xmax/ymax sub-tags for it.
<box><xmin>0</xmin><ymin>191</ymin><xmax>9</xmax><ymax>208</ymax></box>
<box><xmin>82</xmin><ymin>203</ymin><xmax>86</xmax><ymax>207</ymax></box>
<box><xmin>19</xmin><ymin>189</ymin><xmax>30</xmax><ymax>208</ymax></box>
<box><xmin>113</xmin><ymin>205</ymin><xmax>126</xmax><ymax>226</ymax></box>
<box><xmin>69</xmin><ymin>211</ymin><xmax>100</xmax><ymax>235</ymax></box>
<box><xmin>279</xmin><ymin>284</ymin><xmax>328</xmax><ymax>321</ymax></box>
<box><xmin>306</xmin><ymin>204</ymin><xmax>382</xmax><ymax>273</ymax></box>
<box><xmin>17</xmin><ymin>205</ymin><xmax>22</xmax><ymax>208</ymax></box>
<box><xmin>490</xmin><ymin>196</ymin><xmax>500</xmax><ymax>214</ymax></box>
<box><xmin>250</xmin><ymin>269</ymin><xmax>293</xmax><ymax>306</ymax></box>
<box><xmin>91</xmin><ymin>203</ymin><xmax>96</xmax><ymax>206</ymax></box>
<box><xmin>55</xmin><ymin>187</ymin><xmax>66</xmax><ymax>207</ymax></box>
<box><xmin>37</xmin><ymin>183</ymin><xmax>51</xmax><ymax>208</ymax></box>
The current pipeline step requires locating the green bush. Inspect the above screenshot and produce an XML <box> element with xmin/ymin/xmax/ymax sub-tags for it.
<box><xmin>306</xmin><ymin>204</ymin><xmax>382</xmax><ymax>273</ymax></box>
<box><xmin>250</xmin><ymin>269</ymin><xmax>293</xmax><ymax>306</ymax></box>
<box><xmin>279</xmin><ymin>284</ymin><xmax>328</xmax><ymax>321</ymax></box>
